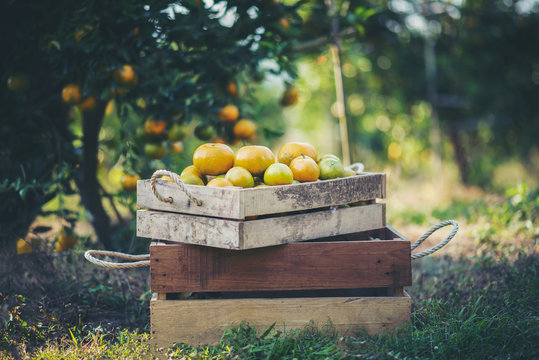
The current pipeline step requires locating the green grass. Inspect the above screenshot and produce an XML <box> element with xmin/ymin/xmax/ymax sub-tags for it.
<box><xmin>1</xmin><ymin>184</ymin><xmax>537</xmax><ymax>359</ymax></box>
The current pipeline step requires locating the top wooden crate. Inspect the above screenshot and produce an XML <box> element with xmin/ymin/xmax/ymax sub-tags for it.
<box><xmin>137</xmin><ymin>172</ymin><xmax>385</xmax><ymax>220</ymax></box>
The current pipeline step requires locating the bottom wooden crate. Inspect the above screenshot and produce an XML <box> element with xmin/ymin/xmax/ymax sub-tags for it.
<box><xmin>150</xmin><ymin>290</ymin><xmax>411</xmax><ymax>348</ymax></box>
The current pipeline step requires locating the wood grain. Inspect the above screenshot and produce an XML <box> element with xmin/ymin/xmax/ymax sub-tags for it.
<box><xmin>137</xmin><ymin>203</ymin><xmax>385</xmax><ymax>250</ymax></box>
<box><xmin>137</xmin><ymin>173</ymin><xmax>385</xmax><ymax>220</ymax></box>
<box><xmin>150</xmin><ymin>292</ymin><xmax>411</xmax><ymax>347</ymax></box>
<box><xmin>150</xmin><ymin>237</ymin><xmax>411</xmax><ymax>293</ymax></box>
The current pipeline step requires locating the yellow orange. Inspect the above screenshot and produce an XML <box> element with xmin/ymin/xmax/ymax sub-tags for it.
<box><xmin>226</xmin><ymin>167</ymin><xmax>254</xmax><ymax>188</ymax></box>
<box><xmin>289</xmin><ymin>156</ymin><xmax>320</xmax><ymax>182</ymax></box>
<box><xmin>207</xmin><ymin>178</ymin><xmax>234</xmax><ymax>187</ymax></box>
<box><xmin>218</xmin><ymin>104</ymin><xmax>239</xmax><ymax>122</ymax></box>
<box><xmin>62</xmin><ymin>84</ymin><xmax>82</xmax><ymax>104</ymax></box>
<box><xmin>171</xmin><ymin>141</ymin><xmax>184</xmax><ymax>154</ymax></box>
<box><xmin>144</xmin><ymin>118</ymin><xmax>167</xmax><ymax>135</ymax></box>
<box><xmin>121</xmin><ymin>173</ymin><xmax>140</xmax><ymax>191</ymax></box>
<box><xmin>113</xmin><ymin>64</ymin><xmax>138</xmax><ymax>88</ymax></box>
<box><xmin>234</xmin><ymin>145</ymin><xmax>275</xmax><ymax>176</ymax></box>
<box><xmin>180</xmin><ymin>173</ymin><xmax>204</xmax><ymax>186</ymax></box>
<box><xmin>264</xmin><ymin>163</ymin><xmax>294</xmax><ymax>186</ymax></box>
<box><xmin>193</xmin><ymin>143</ymin><xmax>235</xmax><ymax>175</ymax></box>
<box><xmin>277</xmin><ymin>142</ymin><xmax>317</xmax><ymax>166</ymax></box>
<box><xmin>233</xmin><ymin>119</ymin><xmax>257</xmax><ymax>139</ymax></box>
<box><xmin>78</xmin><ymin>96</ymin><xmax>97</xmax><ymax>111</ymax></box>
<box><xmin>280</xmin><ymin>86</ymin><xmax>298</xmax><ymax>106</ymax></box>
<box><xmin>181</xmin><ymin>165</ymin><xmax>203</xmax><ymax>179</ymax></box>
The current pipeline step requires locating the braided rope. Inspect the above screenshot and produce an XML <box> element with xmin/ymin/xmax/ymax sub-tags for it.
<box><xmin>150</xmin><ymin>169</ymin><xmax>203</xmax><ymax>206</ymax></box>
<box><xmin>84</xmin><ymin>250</ymin><xmax>150</xmax><ymax>269</ymax></box>
<box><xmin>411</xmin><ymin>220</ymin><xmax>459</xmax><ymax>260</ymax></box>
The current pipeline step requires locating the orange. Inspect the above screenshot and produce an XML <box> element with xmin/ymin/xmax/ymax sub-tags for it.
<box><xmin>121</xmin><ymin>173</ymin><xmax>140</xmax><ymax>191</ymax></box>
<box><xmin>277</xmin><ymin>142</ymin><xmax>317</xmax><ymax>166</ymax></box>
<box><xmin>62</xmin><ymin>84</ymin><xmax>82</xmax><ymax>104</ymax></box>
<box><xmin>193</xmin><ymin>143</ymin><xmax>234</xmax><ymax>175</ymax></box>
<box><xmin>318</xmin><ymin>154</ymin><xmax>340</xmax><ymax>163</ymax></box>
<box><xmin>278</xmin><ymin>18</ymin><xmax>290</xmax><ymax>31</ymax></box>
<box><xmin>212</xmin><ymin>137</ymin><xmax>226</xmax><ymax>144</ymax></box>
<box><xmin>55</xmin><ymin>229</ymin><xmax>77</xmax><ymax>251</ymax></box>
<box><xmin>161</xmin><ymin>175</ymin><xmax>174</xmax><ymax>183</ymax></box>
<box><xmin>144</xmin><ymin>143</ymin><xmax>167</xmax><ymax>159</ymax></box>
<box><xmin>218</xmin><ymin>104</ymin><xmax>239</xmax><ymax>122</ymax></box>
<box><xmin>289</xmin><ymin>155</ymin><xmax>320</xmax><ymax>182</ymax></box>
<box><xmin>168</xmin><ymin>123</ymin><xmax>188</xmax><ymax>141</ymax></box>
<box><xmin>194</xmin><ymin>123</ymin><xmax>216</xmax><ymax>140</ymax></box>
<box><xmin>78</xmin><ymin>96</ymin><xmax>97</xmax><ymax>111</ymax></box>
<box><xmin>207</xmin><ymin>178</ymin><xmax>234</xmax><ymax>187</ymax></box>
<box><xmin>318</xmin><ymin>158</ymin><xmax>345</xmax><ymax>180</ymax></box>
<box><xmin>109</xmin><ymin>87</ymin><xmax>125</xmax><ymax>98</ymax></box>
<box><xmin>255</xmin><ymin>184</ymin><xmax>269</xmax><ymax>188</ymax></box>
<box><xmin>233</xmin><ymin>119</ymin><xmax>257</xmax><ymax>139</ymax></box>
<box><xmin>226</xmin><ymin>167</ymin><xmax>254</xmax><ymax>188</ymax></box>
<box><xmin>7</xmin><ymin>74</ymin><xmax>30</xmax><ymax>93</ymax></box>
<box><xmin>171</xmin><ymin>141</ymin><xmax>184</xmax><ymax>154</ymax></box>
<box><xmin>181</xmin><ymin>165</ymin><xmax>203</xmax><ymax>179</ymax></box>
<box><xmin>234</xmin><ymin>145</ymin><xmax>275</xmax><ymax>176</ymax></box>
<box><xmin>280</xmin><ymin>86</ymin><xmax>298</xmax><ymax>106</ymax></box>
<box><xmin>180</xmin><ymin>173</ymin><xmax>204</xmax><ymax>186</ymax></box>
<box><xmin>113</xmin><ymin>64</ymin><xmax>138</xmax><ymax>88</ymax></box>
<box><xmin>144</xmin><ymin>117</ymin><xmax>167</xmax><ymax>135</ymax></box>
<box><xmin>226</xmin><ymin>81</ymin><xmax>245</xmax><ymax>98</ymax></box>
<box><xmin>264</xmin><ymin>163</ymin><xmax>294</xmax><ymax>186</ymax></box>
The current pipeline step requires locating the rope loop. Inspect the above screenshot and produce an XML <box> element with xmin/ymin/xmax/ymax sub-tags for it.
<box><xmin>150</xmin><ymin>169</ymin><xmax>202</xmax><ymax>206</ymax></box>
<box><xmin>84</xmin><ymin>250</ymin><xmax>150</xmax><ymax>269</ymax></box>
<box><xmin>349</xmin><ymin>162</ymin><xmax>365</xmax><ymax>174</ymax></box>
<box><xmin>411</xmin><ymin>220</ymin><xmax>459</xmax><ymax>260</ymax></box>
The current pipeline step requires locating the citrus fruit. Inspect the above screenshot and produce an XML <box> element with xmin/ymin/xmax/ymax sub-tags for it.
<box><xmin>62</xmin><ymin>84</ymin><xmax>82</xmax><ymax>104</ymax></box>
<box><xmin>226</xmin><ymin>81</ymin><xmax>245</xmax><ymax>98</ymax></box>
<box><xmin>144</xmin><ymin>143</ymin><xmax>167</xmax><ymax>159</ymax></box>
<box><xmin>78</xmin><ymin>96</ymin><xmax>97</xmax><ymax>111</ymax></box>
<box><xmin>277</xmin><ymin>142</ymin><xmax>317</xmax><ymax>166</ymax></box>
<box><xmin>264</xmin><ymin>163</ymin><xmax>294</xmax><ymax>186</ymax></box>
<box><xmin>289</xmin><ymin>155</ymin><xmax>320</xmax><ymax>182</ymax></box>
<box><xmin>181</xmin><ymin>165</ymin><xmax>203</xmax><ymax>179</ymax></box>
<box><xmin>344</xmin><ymin>167</ymin><xmax>356</xmax><ymax>177</ymax></box>
<box><xmin>16</xmin><ymin>238</ymin><xmax>33</xmax><ymax>255</ymax></box>
<box><xmin>171</xmin><ymin>141</ymin><xmax>184</xmax><ymax>154</ymax></box>
<box><xmin>194</xmin><ymin>123</ymin><xmax>216</xmax><ymax>140</ymax></box>
<box><xmin>55</xmin><ymin>229</ymin><xmax>77</xmax><ymax>251</ymax></box>
<box><xmin>234</xmin><ymin>145</ymin><xmax>275</xmax><ymax>176</ymax></box>
<box><xmin>193</xmin><ymin>143</ymin><xmax>234</xmax><ymax>175</ymax></box>
<box><xmin>318</xmin><ymin>158</ymin><xmax>345</xmax><ymax>180</ymax></box>
<box><xmin>207</xmin><ymin>178</ymin><xmax>234</xmax><ymax>187</ymax></box>
<box><xmin>168</xmin><ymin>123</ymin><xmax>189</xmax><ymax>141</ymax></box>
<box><xmin>233</xmin><ymin>119</ymin><xmax>257</xmax><ymax>139</ymax></box>
<box><xmin>280</xmin><ymin>86</ymin><xmax>298</xmax><ymax>106</ymax></box>
<box><xmin>109</xmin><ymin>87</ymin><xmax>125</xmax><ymax>98</ymax></box>
<box><xmin>318</xmin><ymin>154</ymin><xmax>340</xmax><ymax>163</ymax></box>
<box><xmin>7</xmin><ymin>74</ymin><xmax>30</xmax><ymax>93</ymax></box>
<box><xmin>211</xmin><ymin>137</ymin><xmax>226</xmax><ymax>144</ymax></box>
<box><xmin>144</xmin><ymin>118</ymin><xmax>167</xmax><ymax>135</ymax></box>
<box><xmin>226</xmin><ymin>167</ymin><xmax>254</xmax><ymax>188</ymax></box>
<box><xmin>113</xmin><ymin>64</ymin><xmax>138</xmax><ymax>88</ymax></box>
<box><xmin>255</xmin><ymin>184</ymin><xmax>269</xmax><ymax>188</ymax></box>
<box><xmin>180</xmin><ymin>172</ymin><xmax>204</xmax><ymax>186</ymax></box>
<box><xmin>121</xmin><ymin>173</ymin><xmax>140</xmax><ymax>191</ymax></box>
<box><xmin>161</xmin><ymin>175</ymin><xmax>174</xmax><ymax>183</ymax></box>
<box><xmin>218</xmin><ymin>104</ymin><xmax>239</xmax><ymax>122</ymax></box>
<box><xmin>278</xmin><ymin>18</ymin><xmax>290</xmax><ymax>30</ymax></box>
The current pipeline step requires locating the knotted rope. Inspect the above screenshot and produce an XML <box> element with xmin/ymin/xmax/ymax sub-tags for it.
<box><xmin>410</xmin><ymin>220</ymin><xmax>459</xmax><ymax>260</ymax></box>
<box><xmin>84</xmin><ymin>250</ymin><xmax>150</xmax><ymax>269</ymax></box>
<box><xmin>150</xmin><ymin>169</ymin><xmax>203</xmax><ymax>206</ymax></box>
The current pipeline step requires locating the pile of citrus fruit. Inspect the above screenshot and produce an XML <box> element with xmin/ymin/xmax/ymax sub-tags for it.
<box><xmin>166</xmin><ymin>142</ymin><xmax>357</xmax><ymax>188</ymax></box>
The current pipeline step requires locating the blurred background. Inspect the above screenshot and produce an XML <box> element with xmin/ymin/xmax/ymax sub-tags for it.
<box><xmin>1</xmin><ymin>0</ymin><xmax>537</xmax><ymax>256</ymax></box>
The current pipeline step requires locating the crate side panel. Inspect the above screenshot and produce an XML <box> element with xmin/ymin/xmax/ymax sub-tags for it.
<box><xmin>242</xmin><ymin>203</ymin><xmax>385</xmax><ymax>249</ymax></box>
<box><xmin>150</xmin><ymin>238</ymin><xmax>411</xmax><ymax>293</ymax></box>
<box><xmin>137</xmin><ymin>210</ymin><xmax>242</xmax><ymax>249</ymax></box>
<box><xmin>150</xmin><ymin>294</ymin><xmax>411</xmax><ymax>347</ymax></box>
<box><xmin>137</xmin><ymin>180</ymin><xmax>244</xmax><ymax>219</ymax></box>
<box><xmin>242</xmin><ymin>173</ymin><xmax>385</xmax><ymax>217</ymax></box>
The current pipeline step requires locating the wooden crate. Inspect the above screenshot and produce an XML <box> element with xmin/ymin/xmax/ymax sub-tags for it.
<box><xmin>149</xmin><ymin>227</ymin><xmax>412</xmax><ymax>348</ymax></box>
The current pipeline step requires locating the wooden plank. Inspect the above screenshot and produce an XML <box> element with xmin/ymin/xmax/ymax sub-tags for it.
<box><xmin>137</xmin><ymin>173</ymin><xmax>385</xmax><ymax>220</ymax></box>
<box><xmin>138</xmin><ymin>204</ymin><xmax>385</xmax><ymax>250</ymax></box>
<box><xmin>150</xmin><ymin>292</ymin><xmax>411</xmax><ymax>347</ymax></box>
<box><xmin>136</xmin><ymin>210</ymin><xmax>242</xmax><ymax>249</ymax></box>
<box><xmin>150</xmin><ymin>238</ymin><xmax>411</xmax><ymax>293</ymax></box>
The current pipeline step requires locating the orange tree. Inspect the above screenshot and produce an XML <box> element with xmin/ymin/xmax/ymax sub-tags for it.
<box><xmin>1</xmin><ymin>0</ymin><xmax>369</xmax><ymax>250</ymax></box>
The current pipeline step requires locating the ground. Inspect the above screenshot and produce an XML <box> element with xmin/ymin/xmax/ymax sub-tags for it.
<box><xmin>1</xmin><ymin>174</ymin><xmax>537</xmax><ymax>359</ymax></box>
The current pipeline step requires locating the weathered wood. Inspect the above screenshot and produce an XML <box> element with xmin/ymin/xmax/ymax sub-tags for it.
<box><xmin>150</xmin><ymin>238</ymin><xmax>411</xmax><ymax>293</ymax></box>
<box><xmin>150</xmin><ymin>292</ymin><xmax>411</xmax><ymax>347</ymax></box>
<box><xmin>137</xmin><ymin>203</ymin><xmax>385</xmax><ymax>250</ymax></box>
<box><xmin>137</xmin><ymin>173</ymin><xmax>385</xmax><ymax>220</ymax></box>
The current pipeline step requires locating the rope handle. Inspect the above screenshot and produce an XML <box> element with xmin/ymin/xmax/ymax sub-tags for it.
<box><xmin>84</xmin><ymin>250</ymin><xmax>150</xmax><ymax>269</ymax></box>
<box><xmin>150</xmin><ymin>169</ymin><xmax>202</xmax><ymax>206</ymax></box>
<box><xmin>349</xmin><ymin>162</ymin><xmax>365</xmax><ymax>173</ymax></box>
<box><xmin>411</xmin><ymin>220</ymin><xmax>459</xmax><ymax>260</ymax></box>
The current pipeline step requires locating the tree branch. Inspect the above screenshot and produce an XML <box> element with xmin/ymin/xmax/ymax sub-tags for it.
<box><xmin>291</xmin><ymin>27</ymin><xmax>358</xmax><ymax>54</ymax></box>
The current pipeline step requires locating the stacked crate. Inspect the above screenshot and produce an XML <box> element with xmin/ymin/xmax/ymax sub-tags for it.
<box><xmin>136</xmin><ymin>172</ymin><xmax>411</xmax><ymax>348</ymax></box>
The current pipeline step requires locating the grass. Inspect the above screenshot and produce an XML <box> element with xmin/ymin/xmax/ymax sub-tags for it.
<box><xmin>1</xmin><ymin>180</ymin><xmax>537</xmax><ymax>359</ymax></box>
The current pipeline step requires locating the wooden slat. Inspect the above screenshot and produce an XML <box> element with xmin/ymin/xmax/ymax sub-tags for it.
<box><xmin>137</xmin><ymin>203</ymin><xmax>385</xmax><ymax>250</ymax></box>
<box><xmin>150</xmin><ymin>238</ymin><xmax>411</xmax><ymax>293</ymax></box>
<box><xmin>137</xmin><ymin>173</ymin><xmax>385</xmax><ymax>220</ymax></box>
<box><xmin>150</xmin><ymin>292</ymin><xmax>411</xmax><ymax>347</ymax></box>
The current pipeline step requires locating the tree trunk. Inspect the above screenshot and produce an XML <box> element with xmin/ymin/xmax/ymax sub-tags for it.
<box><xmin>449</xmin><ymin>126</ymin><xmax>470</xmax><ymax>185</ymax></box>
<box><xmin>78</xmin><ymin>102</ymin><xmax>114</xmax><ymax>250</ymax></box>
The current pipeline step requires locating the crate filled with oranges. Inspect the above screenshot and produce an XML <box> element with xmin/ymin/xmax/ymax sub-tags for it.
<box><xmin>137</xmin><ymin>141</ymin><xmax>411</xmax><ymax>349</ymax></box>
<box><xmin>137</xmin><ymin>141</ymin><xmax>387</xmax><ymax>249</ymax></box>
